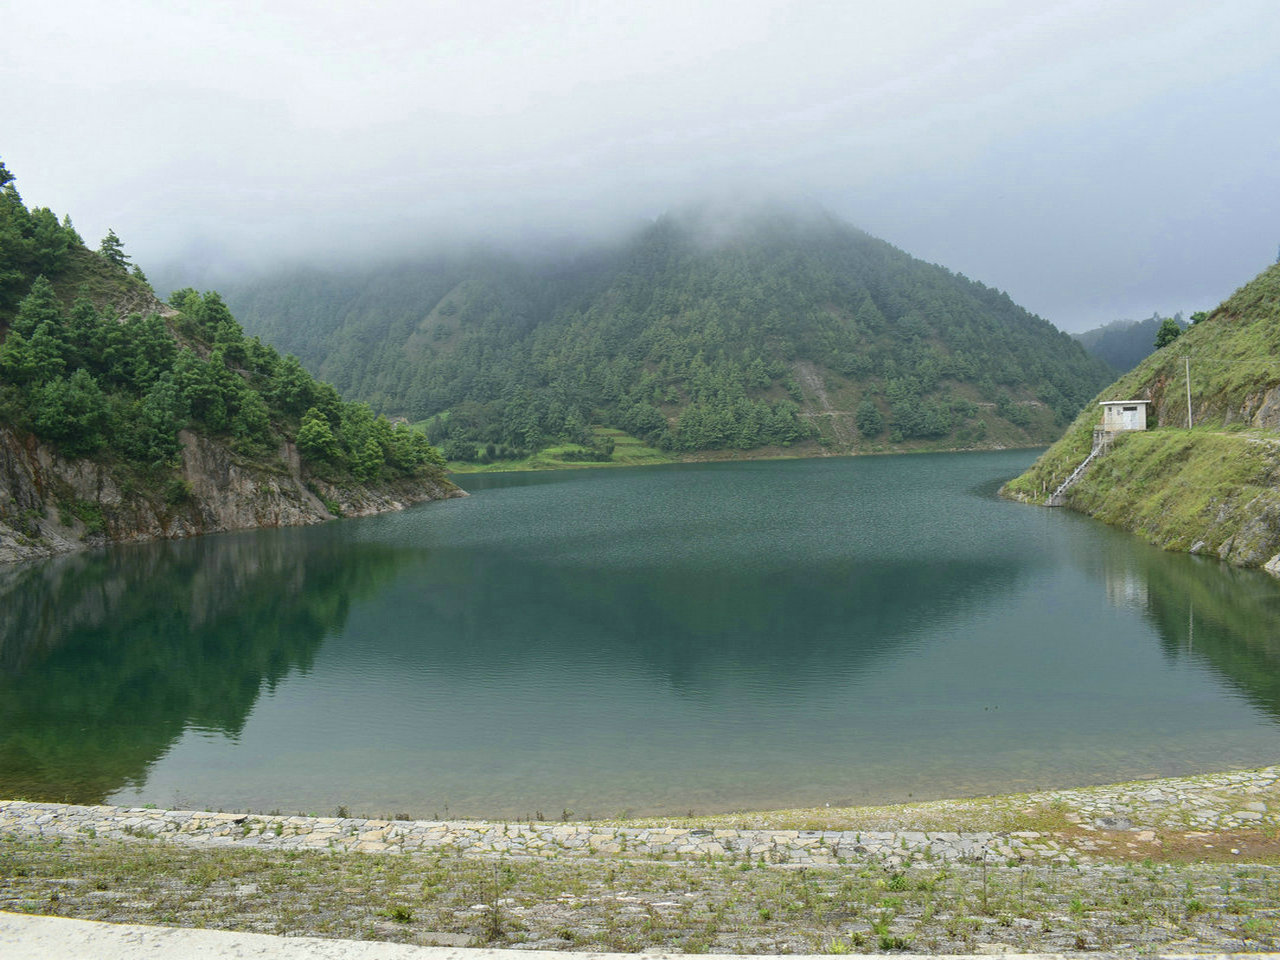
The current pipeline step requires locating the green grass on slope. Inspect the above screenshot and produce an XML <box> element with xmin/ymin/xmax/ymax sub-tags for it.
<box><xmin>1006</xmin><ymin>262</ymin><xmax>1280</xmax><ymax>505</ymax></box>
<box><xmin>1059</xmin><ymin>429</ymin><xmax>1280</xmax><ymax>556</ymax></box>
<box><xmin>442</xmin><ymin>427</ymin><xmax>677</xmax><ymax>473</ymax></box>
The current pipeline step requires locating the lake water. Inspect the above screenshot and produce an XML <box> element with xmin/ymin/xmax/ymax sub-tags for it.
<box><xmin>3</xmin><ymin>450</ymin><xmax>1279</xmax><ymax>819</ymax></box>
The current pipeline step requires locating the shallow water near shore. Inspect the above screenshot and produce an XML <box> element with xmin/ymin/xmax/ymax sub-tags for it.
<box><xmin>3</xmin><ymin>450</ymin><xmax>1280</xmax><ymax>818</ymax></box>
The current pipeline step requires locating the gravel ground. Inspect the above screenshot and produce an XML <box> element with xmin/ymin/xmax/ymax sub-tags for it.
<box><xmin>3</xmin><ymin>767</ymin><xmax>1280</xmax><ymax>954</ymax></box>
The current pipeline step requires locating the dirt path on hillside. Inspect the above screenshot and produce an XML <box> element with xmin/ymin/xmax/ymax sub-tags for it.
<box><xmin>792</xmin><ymin>361</ymin><xmax>854</xmax><ymax>447</ymax></box>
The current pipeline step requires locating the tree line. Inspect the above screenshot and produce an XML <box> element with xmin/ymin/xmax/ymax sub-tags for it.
<box><xmin>0</xmin><ymin>161</ymin><xmax>443</xmax><ymax>486</ymax></box>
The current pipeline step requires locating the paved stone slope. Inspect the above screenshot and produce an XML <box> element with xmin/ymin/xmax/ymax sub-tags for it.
<box><xmin>4</xmin><ymin>766</ymin><xmax>1276</xmax><ymax>867</ymax></box>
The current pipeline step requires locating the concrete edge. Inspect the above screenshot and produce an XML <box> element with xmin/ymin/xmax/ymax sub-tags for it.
<box><xmin>2</xmin><ymin>913</ymin><xmax>1277</xmax><ymax>960</ymax></box>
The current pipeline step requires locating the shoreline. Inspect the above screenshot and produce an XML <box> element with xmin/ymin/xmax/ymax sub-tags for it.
<box><xmin>5</xmin><ymin>764</ymin><xmax>1279</xmax><ymax>864</ymax></box>
<box><xmin>1003</xmin><ymin>426</ymin><xmax>1280</xmax><ymax>581</ymax></box>
<box><xmin>444</xmin><ymin>440</ymin><xmax>1046</xmax><ymax>475</ymax></box>
<box><xmin>5</xmin><ymin>765</ymin><xmax>1279</xmax><ymax>954</ymax></box>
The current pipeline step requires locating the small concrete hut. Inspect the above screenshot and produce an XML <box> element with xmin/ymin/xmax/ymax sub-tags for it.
<box><xmin>1098</xmin><ymin>400</ymin><xmax>1150</xmax><ymax>432</ymax></box>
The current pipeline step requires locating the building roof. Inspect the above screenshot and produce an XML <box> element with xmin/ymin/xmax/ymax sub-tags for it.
<box><xmin>1098</xmin><ymin>400</ymin><xmax>1151</xmax><ymax>406</ymax></box>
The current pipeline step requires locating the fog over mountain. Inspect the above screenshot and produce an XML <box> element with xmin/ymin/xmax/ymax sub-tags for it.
<box><xmin>3</xmin><ymin>0</ymin><xmax>1278</xmax><ymax>330</ymax></box>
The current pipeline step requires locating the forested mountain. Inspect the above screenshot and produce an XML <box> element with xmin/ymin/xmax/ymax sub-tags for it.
<box><xmin>0</xmin><ymin>162</ymin><xmax>454</xmax><ymax>561</ymax></box>
<box><xmin>223</xmin><ymin>206</ymin><xmax>1114</xmax><ymax>462</ymax></box>
<box><xmin>1073</xmin><ymin>313</ymin><xmax>1189</xmax><ymax>372</ymax></box>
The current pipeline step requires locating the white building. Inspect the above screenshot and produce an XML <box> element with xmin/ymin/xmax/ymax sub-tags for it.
<box><xmin>1098</xmin><ymin>400</ymin><xmax>1150</xmax><ymax>432</ymax></box>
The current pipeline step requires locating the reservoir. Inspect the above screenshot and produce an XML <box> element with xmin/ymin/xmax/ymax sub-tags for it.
<box><xmin>2</xmin><ymin>449</ymin><xmax>1279</xmax><ymax>818</ymax></box>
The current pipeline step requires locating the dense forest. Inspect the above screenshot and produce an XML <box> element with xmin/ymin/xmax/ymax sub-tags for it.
<box><xmin>225</xmin><ymin>206</ymin><xmax>1114</xmax><ymax>462</ymax></box>
<box><xmin>0</xmin><ymin>161</ymin><xmax>444</xmax><ymax>494</ymax></box>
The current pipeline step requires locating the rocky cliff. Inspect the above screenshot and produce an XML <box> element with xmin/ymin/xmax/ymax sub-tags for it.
<box><xmin>0</xmin><ymin>426</ymin><xmax>464</xmax><ymax>565</ymax></box>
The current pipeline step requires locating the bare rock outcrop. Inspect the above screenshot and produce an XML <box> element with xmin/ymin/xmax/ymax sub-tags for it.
<box><xmin>0</xmin><ymin>426</ymin><xmax>463</xmax><ymax>565</ymax></box>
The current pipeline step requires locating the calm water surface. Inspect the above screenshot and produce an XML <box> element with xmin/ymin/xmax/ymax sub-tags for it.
<box><xmin>3</xmin><ymin>450</ymin><xmax>1279</xmax><ymax>817</ymax></box>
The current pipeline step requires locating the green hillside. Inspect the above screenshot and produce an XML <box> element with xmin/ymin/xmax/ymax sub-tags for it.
<box><xmin>0</xmin><ymin>167</ymin><xmax>154</xmax><ymax>324</ymax></box>
<box><xmin>1005</xmin><ymin>262</ymin><xmax>1280</xmax><ymax>570</ymax></box>
<box><xmin>224</xmin><ymin>207</ymin><xmax>1114</xmax><ymax>464</ymax></box>
<box><xmin>0</xmin><ymin>161</ymin><xmax>446</xmax><ymax>519</ymax></box>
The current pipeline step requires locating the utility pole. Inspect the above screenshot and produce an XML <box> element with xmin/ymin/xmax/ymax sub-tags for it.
<box><xmin>1184</xmin><ymin>357</ymin><xmax>1193</xmax><ymax>429</ymax></box>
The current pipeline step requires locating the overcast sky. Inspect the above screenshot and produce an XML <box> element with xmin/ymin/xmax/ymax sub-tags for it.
<box><xmin>4</xmin><ymin>0</ymin><xmax>1278</xmax><ymax>330</ymax></box>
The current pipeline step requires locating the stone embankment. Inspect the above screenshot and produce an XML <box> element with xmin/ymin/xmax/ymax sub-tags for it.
<box><xmin>6</xmin><ymin>803</ymin><xmax>999</xmax><ymax>865</ymax></box>
<box><xmin>4</xmin><ymin>766</ymin><xmax>1276</xmax><ymax>867</ymax></box>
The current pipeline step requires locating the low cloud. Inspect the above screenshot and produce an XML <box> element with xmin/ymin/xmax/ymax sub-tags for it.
<box><xmin>3</xmin><ymin>0</ymin><xmax>1277</xmax><ymax>329</ymax></box>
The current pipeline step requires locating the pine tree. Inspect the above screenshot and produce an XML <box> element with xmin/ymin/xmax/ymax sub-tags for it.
<box><xmin>32</xmin><ymin>370</ymin><xmax>108</xmax><ymax>455</ymax></box>
<box><xmin>125</xmin><ymin>377</ymin><xmax>187</xmax><ymax>464</ymax></box>
<box><xmin>354</xmin><ymin>436</ymin><xmax>384</xmax><ymax>481</ymax></box>
<box><xmin>296</xmin><ymin>407</ymin><xmax>339</xmax><ymax>463</ymax></box>
<box><xmin>98</xmin><ymin>229</ymin><xmax>130</xmax><ymax>269</ymax></box>
<box><xmin>856</xmin><ymin>399</ymin><xmax>884</xmax><ymax>438</ymax></box>
<box><xmin>12</xmin><ymin>275</ymin><xmax>63</xmax><ymax>337</ymax></box>
<box><xmin>230</xmin><ymin>388</ymin><xmax>271</xmax><ymax>448</ymax></box>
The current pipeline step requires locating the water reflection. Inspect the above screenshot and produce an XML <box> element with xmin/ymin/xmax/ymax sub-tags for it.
<box><xmin>1083</xmin><ymin>527</ymin><xmax>1280</xmax><ymax>721</ymax></box>
<box><xmin>5</xmin><ymin>451</ymin><xmax>1280</xmax><ymax>816</ymax></box>
<box><xmin>383</xmin><ymin>549</ymin><xmax>1028</xmax><ymax>691</ymax></box>
<box><xmin>0</xmin><ymin>531</ymin><xmax>413</xmax><ymax>803</ymax></box>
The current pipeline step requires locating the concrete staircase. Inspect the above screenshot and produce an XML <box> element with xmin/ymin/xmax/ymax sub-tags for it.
<box><xmin>1046</xmin><ymin>428</ymin><xmax>1113</xmax><ymax>506</ymax></box>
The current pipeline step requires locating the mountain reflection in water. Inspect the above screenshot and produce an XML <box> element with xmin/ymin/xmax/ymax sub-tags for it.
<box><xmin>2</xmin><ymin>452</ymin><xmax>1279</xmax><ymax>817</ymax></box>
<box><xmin>0</xmin><ymin>530</ymin><xmax>411</xmax><ymax>803</ymax></box>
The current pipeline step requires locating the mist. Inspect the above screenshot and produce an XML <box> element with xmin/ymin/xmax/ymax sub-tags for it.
<box><xmin>3</xmin><ymin>0</ymin><xmax>1278</xmax><ymax>330</ymax></box>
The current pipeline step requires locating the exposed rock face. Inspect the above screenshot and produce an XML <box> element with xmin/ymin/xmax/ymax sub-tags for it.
<box><xmin>1247</xmin><ymin>386</ymin><xmax>1280</xmax><ymax>429</ymax></box>
<box><xmin>0</xmin><ymin>426</ymin><xmax>463</xmax><ymax>565</ymax></box>
<box><xmin>1135</xmin><ymin>373</ymin><xmax>1280</xmax><ymax>433</ymax></box>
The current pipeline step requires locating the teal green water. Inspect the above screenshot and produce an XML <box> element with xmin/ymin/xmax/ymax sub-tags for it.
<box><xmin>3</xmin><ymin>450</ymin><xmax>1280</xmax><ymax>818</ymax></box>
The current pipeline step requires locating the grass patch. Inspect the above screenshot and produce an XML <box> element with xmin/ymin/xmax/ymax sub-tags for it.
<box><xmin>3</xmin><ymin>833</ymin><xmax>1278</xmax><ymax>953</ymax></box>
<box><xmin>446</xmin><ymin>426</ymin><xmax>676</xmax><ymax>473</ymax></box>
<box><xmin>1004</xmin><ymin>262</ymin><xmax>1280</xmax><ymax>550</ymax></box>
<box><xmin>55</xmin><ymin>497</ymin><xmax>107</xmax><ymax>536</ymax></box>
<box><xmin>6</xmin><ymin>766</ymin><xmax>1280</xmax><ymax>951</ymax></box>
<box><xmin>1010</xmin><ymin>427</ymin><xmax>1280</xmax><ymax>564</ymax></box>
